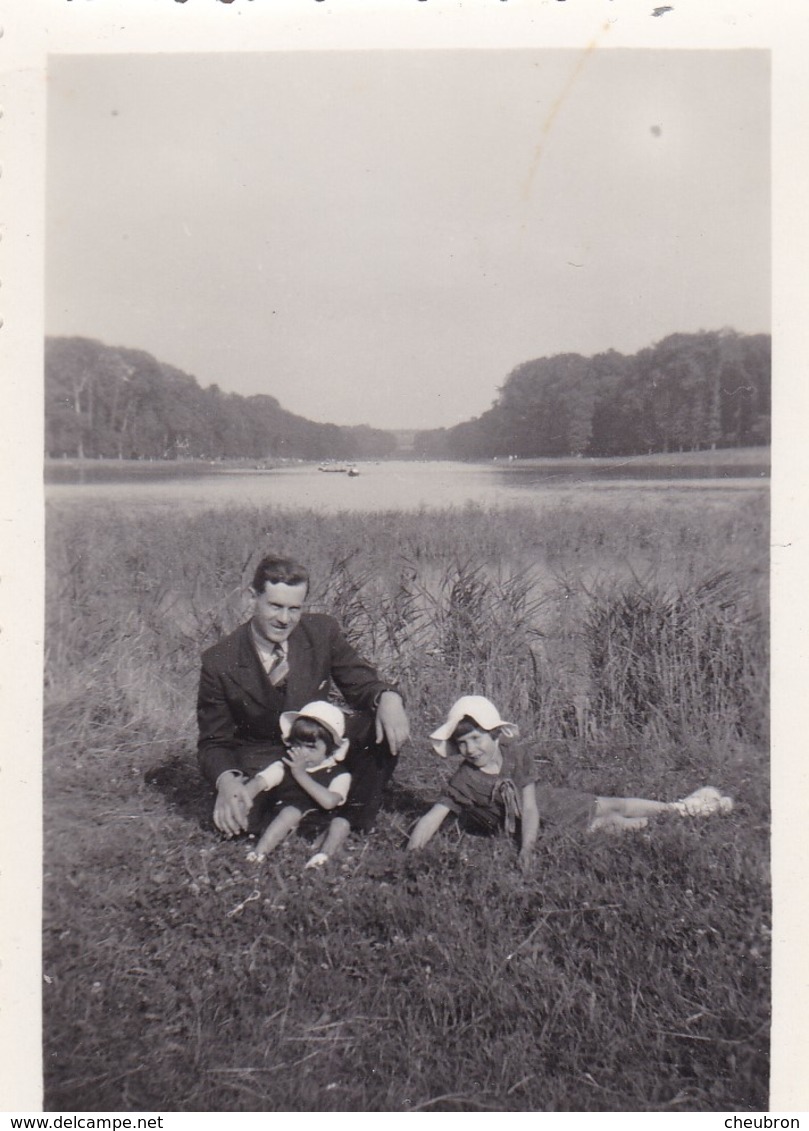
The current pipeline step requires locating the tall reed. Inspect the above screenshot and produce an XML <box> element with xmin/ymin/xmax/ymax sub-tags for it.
<box><xmin>45</xmin><ymin>496</ymin><xmax>768</xmax><ymax>777</ymax></box>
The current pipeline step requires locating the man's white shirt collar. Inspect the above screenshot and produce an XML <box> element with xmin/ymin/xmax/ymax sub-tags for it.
<box><xmin>250</xmin><ymin>623</ymin><xmax>288</xmax><ymax>672</ymax></box>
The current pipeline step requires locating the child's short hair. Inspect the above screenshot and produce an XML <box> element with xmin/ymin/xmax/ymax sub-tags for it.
<box><xmin>287</xmin><ymin>714</ymin><xmax>337</xmax><ymax>752</ymax></box>
<box><xmin>452</xmin><ymin>715</ymin><xmax>496</xmax><ymax>741</ymax></box>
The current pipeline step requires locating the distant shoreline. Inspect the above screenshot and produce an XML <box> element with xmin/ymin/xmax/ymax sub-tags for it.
<box><xmin>44</xmin><ymin>445</ymin><xmax>771</xmax><ymax>484</ymax></box>
<box><xmin>485</xmin><ymin>446</ymin><xmax>770</xmax><ymax>473</ymax></box>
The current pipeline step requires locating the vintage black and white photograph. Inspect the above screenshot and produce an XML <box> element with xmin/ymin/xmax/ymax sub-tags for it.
<box><xmin>4</xmin><ymin>0</ymin><xmax>802</xmax><ymax>1115</ymax></box>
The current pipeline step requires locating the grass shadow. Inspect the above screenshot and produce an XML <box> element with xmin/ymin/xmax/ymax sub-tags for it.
<box><xmin>144</xmin><ymin>754</ymin><xmax>213</xmax><ymax>829</ymax></box>
<box><xmin>381</xmin><ymin>779</ymin><xmax>430</xmax><ymax>821</ymax></box>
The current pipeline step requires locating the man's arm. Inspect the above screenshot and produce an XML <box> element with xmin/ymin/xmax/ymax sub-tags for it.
<box><xmin>318</xmin><ymin>616</ymin><xmax>410</xmax><ymax>753</ymax></box>
<box><xmin>197</xmin><ymin>652</ymin><xmax>254</xmax><ymax>837</ymax></box>
<box><xmin>374</xmin><ymin>690</ymin><xmax>410</xmax><ymax>755</ymax></box>
<box><xmin>197</xmin><ymin>659</ymin><xmax>243</xmax><ymax>785</ymax></box>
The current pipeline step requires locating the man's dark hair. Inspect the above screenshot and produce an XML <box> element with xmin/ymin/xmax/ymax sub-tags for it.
<box><xmin>251</xmin><ymin>555</ymin><xmax>310</xmax><ymax>595</ymax></box>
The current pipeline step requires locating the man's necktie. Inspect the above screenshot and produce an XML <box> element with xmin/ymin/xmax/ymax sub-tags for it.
<box><xmin>267</xmin><ymin>644</ymin><xmax>289</xmax><ymax>687</ymax></box>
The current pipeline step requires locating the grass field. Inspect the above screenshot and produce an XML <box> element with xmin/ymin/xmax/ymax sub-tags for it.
<box><xmin>43</xmin><ymin>490</ymin><xmax>770</xmax><ymax>1111</ymax></box>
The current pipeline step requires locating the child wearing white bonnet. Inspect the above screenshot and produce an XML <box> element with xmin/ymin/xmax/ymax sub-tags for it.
<box><xmin>244</xmin><ymin>700</ymin><xmax>353</xmax><ymax>869</ymax></box>
<box><xmin>408</xmin><ymin>695</ymin><xmax>733</xmax><ymax>869</ymax></box>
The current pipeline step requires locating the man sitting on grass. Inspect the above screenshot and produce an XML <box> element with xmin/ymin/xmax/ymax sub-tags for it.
<box><xmin>197</xmin><ymin>553</ymin><xmax>409</xmax><ymax>864</ymax></box>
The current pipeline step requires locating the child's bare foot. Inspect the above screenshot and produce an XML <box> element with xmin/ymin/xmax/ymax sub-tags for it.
<box><xmin>246</xmin><ymin>850</ymin><xmax>266</xmax><ymax>863</ymax></box>
<box><xmin>304</xmin><ymin>852</ymin><xmax>329</xmax><ymax>870</ymax></box>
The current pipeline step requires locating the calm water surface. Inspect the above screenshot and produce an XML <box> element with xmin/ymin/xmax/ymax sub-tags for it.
<box><xmin>45</xmin><ymin>459</ymin><xmax>768</xmax><ymax>515</ymax></box>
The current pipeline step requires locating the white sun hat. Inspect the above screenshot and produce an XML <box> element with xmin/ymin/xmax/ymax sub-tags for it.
<box><xmin>429</xmin><ymin>695</ymin><xmax>519</xmax><ymax>757</ymax></box>
<box><xmin>280</xmin><ymin>700</ymin><xmax>350</xmax><ymax>761</ymax></box>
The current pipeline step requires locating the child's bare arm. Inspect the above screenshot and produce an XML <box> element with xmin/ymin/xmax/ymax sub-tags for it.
<box><xmin>245</xmin><ymin>760</ymin><xmax>285</xmax><ymax>801</ymax></box>
<box><xmin>518</xmin><ymin>783</ymin><xmax>540</xmax><ymax>871</ymax></box>
<box><xmin>244</xmin><ymin>776</ymin><xmax>268</xmax><ymax>802</ymax></box>
<box><xmin>407</xmin><ymin>804</ymin><xmax>451</xmax><ymax>851</ymax></box>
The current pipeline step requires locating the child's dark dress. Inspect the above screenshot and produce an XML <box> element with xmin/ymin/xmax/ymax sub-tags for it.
<box><xmin>438</xmin><ymin>741</ymin><xmax>597</xmax><ymax>835</ymax></box>
<box><xmin>250</xmin><ymin>757</ymin><xmax>351</xmax><ymax>834</ymax></box>
<box><xmin>268</xmin><ymin>759</ymin><xmax>351</xmax><ymax>814</ymax></box>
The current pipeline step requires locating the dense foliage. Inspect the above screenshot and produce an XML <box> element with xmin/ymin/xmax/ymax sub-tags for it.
<box><xmin>45</xmin><ymin>328</ymin><xmax>769</xmax><ymax>463</ymax></box>
<box><xmin>416</xmin><ymin>330</ymin><xmax>770</xmax><ymax>459</ymax></box>
<box><xmin>45</xmin><ymin>336</ymin><xmax>397</xmax><ymax>461</ymax></box>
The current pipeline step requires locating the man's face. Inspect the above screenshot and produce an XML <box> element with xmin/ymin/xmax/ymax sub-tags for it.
<box><xmin>251</xmin><ymin>581</ymin><xmax>307</xmax><ymax>644</ymax></box>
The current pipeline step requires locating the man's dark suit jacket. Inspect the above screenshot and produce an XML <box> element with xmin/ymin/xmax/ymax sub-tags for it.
<box><xmin>197</xmin><ymin>614</ymin><xmax>394</xmax><ymax>786</ymax></box>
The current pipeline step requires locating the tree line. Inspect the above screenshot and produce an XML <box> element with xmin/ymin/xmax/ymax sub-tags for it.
<box><xmin>414</xmin><ymin>330</ymin><xmax>770</xmax><ymax>459</ymax></box>
<box><xmin>46</xmin><ymin>329</ymin><xmax>770</xmax><ymax>463</ymax></box>
<box><xmin>45</xmin><ymin>336</ymin><xmax>397</xmax><ymax>461</ymax></box>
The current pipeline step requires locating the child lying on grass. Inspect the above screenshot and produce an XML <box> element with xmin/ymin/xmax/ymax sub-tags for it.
<box><xmin>407</xmin><ymin>695</ymin><xmax>734</xmax><ymax>870</ymax></box>
<box><xmin>244</xmin><ymin>701</ymin><xmax>352</xmax><ymax>870</ymax></box>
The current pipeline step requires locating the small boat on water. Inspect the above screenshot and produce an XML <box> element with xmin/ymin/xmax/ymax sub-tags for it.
<box><xmin>316</xmin><ymin>462</ymin><xmax>360</xmax><ymax>475</ymax></box>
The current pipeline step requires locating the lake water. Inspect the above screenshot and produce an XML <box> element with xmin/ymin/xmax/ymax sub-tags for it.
<box><xmin>45</xmin><ymin>458</ymin><xmax>769</xmax><ymax>515</ymax></box>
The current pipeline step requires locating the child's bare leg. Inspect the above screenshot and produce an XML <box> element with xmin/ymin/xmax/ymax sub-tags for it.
<box><xmin>247</xmin><ymin>806</ymin><xmax>302</xmax><ymax>861</ymax></box>
<box><xmin>304</xmin><ymin>816</ymin><xmax>350</xmax><ymax>870</ymax></box>
<box><xmin>588</xmin><ymin>812</ymin><xmax>649</xmax><ymax>833</ymax></box>
<box><xmin>320</xmin><ymin>816</ymin><xmax>351</xmax><ymax>856</ymax></box>
<box><xmin>594</xmin><ymin>796</ymin><xmax>675</xmax><ymax>820</ymax></box>
<box><xmin>587</xmin><ymin>796</ymin><xmax>668</xmax><ymax>832</ymax></box>
<box><xmin>595</xmin><ymin>787</ymin><xmax>734</xmax><ymax>824</ymax></box>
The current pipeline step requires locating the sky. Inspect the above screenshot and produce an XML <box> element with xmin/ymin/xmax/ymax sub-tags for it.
<box><xmin>46</xmin><ymin>49</ymin><xmax>770</xmax><ymax>431</ymax></box>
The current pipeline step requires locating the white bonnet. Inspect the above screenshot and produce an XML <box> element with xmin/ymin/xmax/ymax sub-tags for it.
<box><xmin>429</xmin><ymin>695</ymin><xmax>519</xmax><ymax>758</ymax></box>
<box><xmin>280</xmin><ymin>700</ymin><xmax>350</xmax><ymax>761</ymax></box>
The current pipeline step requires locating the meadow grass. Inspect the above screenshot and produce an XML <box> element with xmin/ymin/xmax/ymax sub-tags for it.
<box><xmin>43</xmin><ymin>492</ymin><xmax>769</xmax><ymax>1111</ymax></box>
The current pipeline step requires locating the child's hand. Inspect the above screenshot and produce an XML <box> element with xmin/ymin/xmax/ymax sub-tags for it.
<box><xmin>283</xmin><ymin>747</ymin><xmax>310</xmax><ymax>776</ymax></box>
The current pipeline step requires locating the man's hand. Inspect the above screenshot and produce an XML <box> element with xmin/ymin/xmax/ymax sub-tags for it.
<box><xmin>214</xmin><ymin>772</ymin><xmax>253</xmax><ymax>838</ymax></box>
<box><xmin>374</xmin><ymin>690</ymin><xmax>410</xmax><ymax>755</ymax></box>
